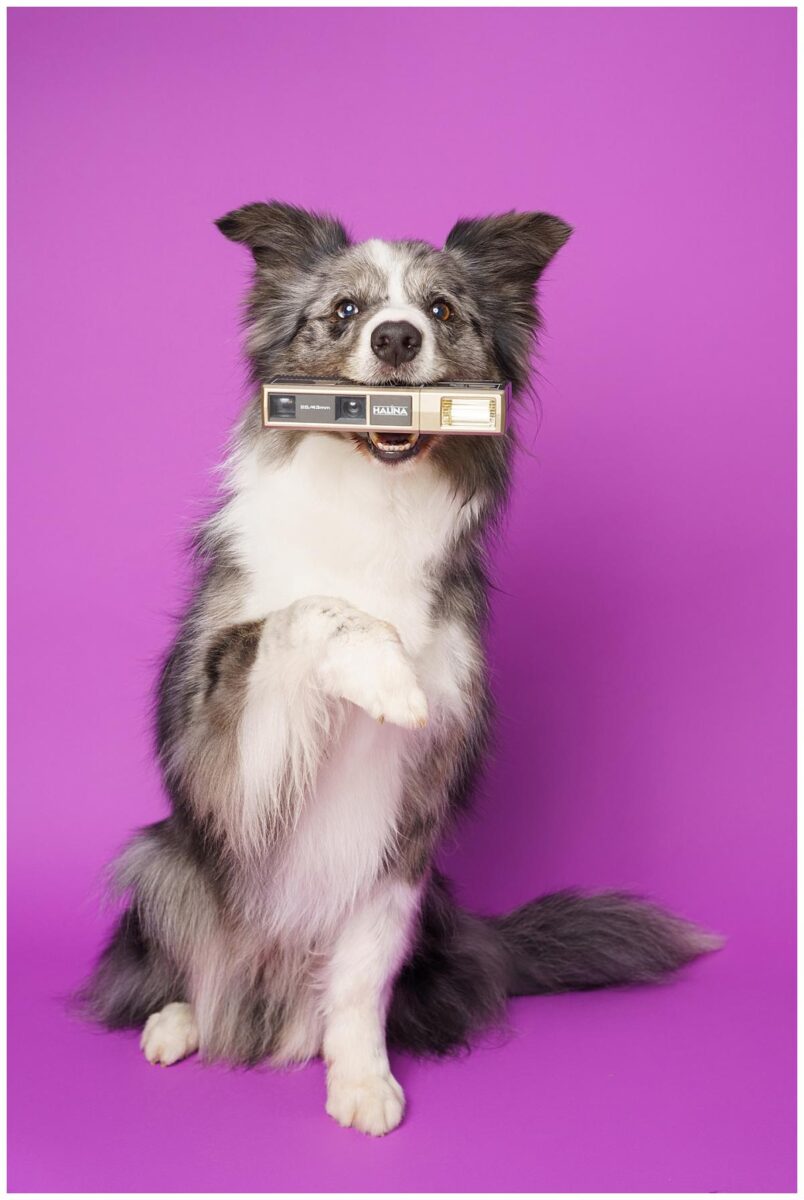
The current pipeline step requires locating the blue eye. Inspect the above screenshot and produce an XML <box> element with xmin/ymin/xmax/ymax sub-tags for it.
<box><xmin>336</xmin><ymin>299</ymin><xmax>359</xmax><ymax>319</ymax></box>
<box><xmin>431</xmin><ymin>299</ymin><xmax>452</xmax><ymax>322</ymax></box>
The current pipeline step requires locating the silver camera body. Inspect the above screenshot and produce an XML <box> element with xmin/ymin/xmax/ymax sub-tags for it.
<box><xmin>262</xmin><ymin>379</ymin><xmax>510</xmax><ymax>436</ymax></box>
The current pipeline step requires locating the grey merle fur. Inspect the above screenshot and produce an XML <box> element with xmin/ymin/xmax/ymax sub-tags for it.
<box><xmin>80</xmin><ymin>201</ymin><xmax>717</xmax><ymax>1064</ymax></box>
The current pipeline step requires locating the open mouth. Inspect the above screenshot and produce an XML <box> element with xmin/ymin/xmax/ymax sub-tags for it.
<box><xmin>365</xmin><ymin>431</ymin><xmax>424</xmax><ymax>464</ymax></box>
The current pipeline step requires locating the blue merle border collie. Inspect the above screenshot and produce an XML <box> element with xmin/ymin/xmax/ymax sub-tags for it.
<box><xmin>81</xmin><ymin>203</ymin><xmax>718</xmax><ymax>1135</ymax></box>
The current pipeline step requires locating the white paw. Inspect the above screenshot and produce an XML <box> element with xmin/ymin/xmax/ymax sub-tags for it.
<box><xmin>326</xmin><ymin>1071</ymin><xmax>406</xmax><ymax>1136</ymax></box>
<box><xmin>320</xmin><ymin>623</ymin><xmax>429</xmax><ymax>730</ymax></box>
<box><xmin>140</xmin><ymin>1002</ymin><xmax>199</xmax><ymax>1066</ymax></box>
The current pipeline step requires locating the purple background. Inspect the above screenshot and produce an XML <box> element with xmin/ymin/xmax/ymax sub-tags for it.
<box><xmin>8</xmin><ymin>7</ymin><xmax>796</xmax><ymax>1193</ymax></box>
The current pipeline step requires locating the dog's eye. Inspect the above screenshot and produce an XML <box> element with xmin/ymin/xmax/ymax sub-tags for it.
<box><xmin>430</xmin><ymin>299</ymin><xmax>452</xmax><ymax>322</ymax></box>
<box><xmin>335</xmin><ymin>299</ymin><xmax>359</xmax><ymax>320</ymax></box>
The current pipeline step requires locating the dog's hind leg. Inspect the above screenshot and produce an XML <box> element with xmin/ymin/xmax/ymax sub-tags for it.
<box><xmin>88</xmin><ymin>902</ymin><xmax>198</xmax><ymax>1065</ymax></box>
<box><xmin>79</xmin><ymin>903</ymin><xmax>185</xmax><ymax>1032</ymax></box>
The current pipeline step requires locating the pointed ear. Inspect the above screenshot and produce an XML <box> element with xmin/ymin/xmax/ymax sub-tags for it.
<box><xmin>445</xmin><ymin>211</ymin><xmax>572</xmax><ymax>290</ymax></box>
<box><xmin>446</xmin><ymin>212</ymin><xmax>571</xmax><ymax>389</ymax></box>
<box><xmin>215</xmin><ymin>200</ymin><xmax>350</xmax><ymax>270</ymax></box>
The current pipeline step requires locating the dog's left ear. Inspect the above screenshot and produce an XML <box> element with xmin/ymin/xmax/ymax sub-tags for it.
<box><xmin>215</xmin><ymin>200</ymin><xmax>350</xmax><ymax>271</ymax></box>
<box><xmin>446</xmin><ymin>212</ymin><xmax>572</xmax><ymax>388</ymax></box>
<box><xmin>445</xmin><ymin>211</ymin><xmax>572</xmax><ymax>292</ymax></box>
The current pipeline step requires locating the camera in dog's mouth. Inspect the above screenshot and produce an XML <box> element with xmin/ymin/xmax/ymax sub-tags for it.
<box><xmin>261</xmin><ymin>378</ymin><xmax>507</xmax><ymax>465</ymax></box>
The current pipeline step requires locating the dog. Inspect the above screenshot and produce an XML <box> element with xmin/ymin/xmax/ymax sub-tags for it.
<box><xmin>81</xmin><ymin>202</ymin><xmax>717</xmax><ymax>1135</ymax></box>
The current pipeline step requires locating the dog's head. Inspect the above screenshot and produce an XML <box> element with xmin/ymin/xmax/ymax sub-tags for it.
<box><xmin>217</xmin><ymin>202</ymin><xmax>570</xmax><ymax>469</ymax></box>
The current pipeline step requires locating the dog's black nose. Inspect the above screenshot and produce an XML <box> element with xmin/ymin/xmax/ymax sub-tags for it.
<box><xmin>370</xmin><ymin>321</ymin><xmax>422</xmax><ymax>368</ymax></box>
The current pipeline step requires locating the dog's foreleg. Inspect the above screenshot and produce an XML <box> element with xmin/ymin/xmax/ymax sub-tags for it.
<box><xmin>238</xmin><ymin>595</ymin><xmax>428</xmax><ymax>829</ymax></box>
<box><xmin>175</xmin><ymin>595</ymin><xmax>428</xmax><ymax>855</ymax></box>
<box><xmin>322</xmin><ymin>880</ymin><xmax>421</xmax><ymax>1136</ymax></box>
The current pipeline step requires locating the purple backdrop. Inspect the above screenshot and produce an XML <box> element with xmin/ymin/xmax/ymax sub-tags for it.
<box><xmin>8</xmin><ymin>7</ymin><xmax>796</xmax><ymax>1193</ymax></box>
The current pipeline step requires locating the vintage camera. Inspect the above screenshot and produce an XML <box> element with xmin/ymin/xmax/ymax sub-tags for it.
<box><xmin>262</xmin><ymin>379</ymin><xmax>510</xmax><ymax>436</ymax></box>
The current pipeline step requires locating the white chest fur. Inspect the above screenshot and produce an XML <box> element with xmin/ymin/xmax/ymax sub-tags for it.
<box><xmin>220</xmin><ymin>433</ymin><xmax>477</xmax><ymax>935</ymax></box>
<box><xmin>220</xmin><ymin>432</ymin><xmax>471</xmax><ymax>655</ymax></box>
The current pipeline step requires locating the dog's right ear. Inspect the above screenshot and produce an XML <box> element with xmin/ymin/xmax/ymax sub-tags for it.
<box><xmin>215</xmin><ymin>201</ymin><xmax>350</xmax><ymax>271</ymax></box>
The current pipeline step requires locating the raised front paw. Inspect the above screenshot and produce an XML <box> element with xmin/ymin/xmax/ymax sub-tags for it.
<box><xmin>326</xmin><ymin>1070</ymin><xmax>406</xmax><ymax>1136</ymax></box>
<box><xmin>318</xmin><ymin>615</ymin><xmax>428</xmax><ymax>730</ymax></box>
<box><xmin>336</xmin><ymin>638</ymin><xmax>428</xmax><ymax>729</ymax></box>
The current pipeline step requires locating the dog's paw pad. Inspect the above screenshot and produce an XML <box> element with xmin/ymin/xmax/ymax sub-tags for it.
<box><xmin>140</xmin><ymin>1003</ymin><xmax>199</xmax><ymax>1067</ymax></box>
<box><xmin>326</xmin><ymin>1072</ymin><xmax>405</xmax><ymax>1136</ymax></box>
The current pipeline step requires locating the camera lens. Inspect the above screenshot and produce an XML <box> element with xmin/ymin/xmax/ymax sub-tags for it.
<box><xmin>269</xmin><ymin>394</ymin><xmax>296</xmax><ymax>419</ymax></box>
<box><xmin>336</xmin><ymin>395</ymin><xmax>366</xmax><ymax>422</ymax></box>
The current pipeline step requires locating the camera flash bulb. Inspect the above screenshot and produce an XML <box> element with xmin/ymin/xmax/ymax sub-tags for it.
<box><xmin>440</xmin><ymin>395</ymin><xmax>496</xmax><ymax>430</ymax></box>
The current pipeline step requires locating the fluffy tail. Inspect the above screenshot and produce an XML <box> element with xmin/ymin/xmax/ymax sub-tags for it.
<box><xmin>387</xmin><ymin>872</ymin><xmax>720</xmax><ymax>1056</ymax></box>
